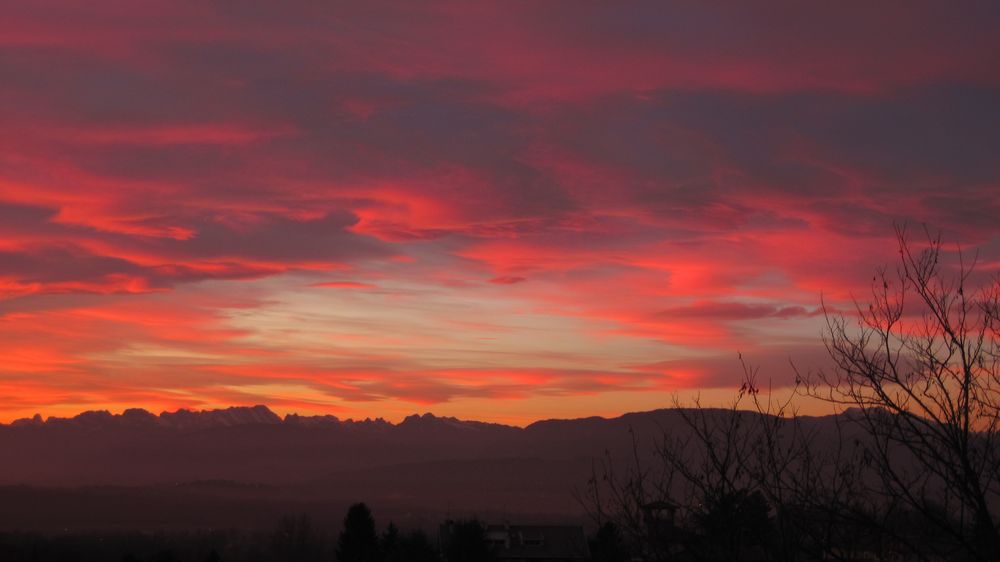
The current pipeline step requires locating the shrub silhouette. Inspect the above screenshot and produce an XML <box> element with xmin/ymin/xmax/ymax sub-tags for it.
<box><xmin>443</xmin><ymin>519</ymin><xmax>493</xmax><ymax>562</ymax></box>
<box><xmin>381</xmin><ymin>524</ymin><xmax>437</xmax><ymax>562</ymax></box>
<box><xmin>589</xmin><ymin>522</ymin><xmax>629</xmax><ymax>562</ymax></box>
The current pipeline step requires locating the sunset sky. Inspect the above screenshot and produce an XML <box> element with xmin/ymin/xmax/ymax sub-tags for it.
<box><xmin>1</xmin><ymin>1</ymin><xmax>999</xmax><ymax>425</ymax></box>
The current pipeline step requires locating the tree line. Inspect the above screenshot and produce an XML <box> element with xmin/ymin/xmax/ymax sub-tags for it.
<box><xmin>0</xmin><ymin>503</ymin><xmax>502</xmax><ymax>562</ymax></box>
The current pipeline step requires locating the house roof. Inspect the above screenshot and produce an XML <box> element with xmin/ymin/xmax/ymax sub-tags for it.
<box><xmin>486</xmin><ymin>524</ymin><xmax>590</xmax><ymax>560</ymax></box>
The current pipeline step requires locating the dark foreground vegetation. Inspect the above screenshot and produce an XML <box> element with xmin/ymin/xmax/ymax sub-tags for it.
<box><xmin>0</xmin><ymin>503</ymin><xmax>575</xmax><ymax>562</ymax></box>
<box><xmin>582</xmin><ymin>228</ymin><xmax>1000</xmax><ymax>561</ymax></box>
<box><xmin>0</xmin><ymin>504</ymin><xmax>435</xmax><ymax>562</ymax></box>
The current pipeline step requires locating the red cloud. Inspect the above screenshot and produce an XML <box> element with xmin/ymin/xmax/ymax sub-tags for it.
<box><xmin>489</xmin><ymin>276</ymin><xmax>526</xmax><ymax>285</ymax></box>
<box><xmin>310</xmin><ymin>281</ymin><xmax>376</xmax><ymax>289</ymax></box>
<box><xmin>0</xmin><ymin>1</ymin><xmax>998</xmax><ymax>422</ymax></box>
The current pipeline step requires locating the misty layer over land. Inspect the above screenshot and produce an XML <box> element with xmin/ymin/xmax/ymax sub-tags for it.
<box><xmin>0</xmin><ymin>405</ymin><xmax>850</xmax><ymax>531</ymax></box>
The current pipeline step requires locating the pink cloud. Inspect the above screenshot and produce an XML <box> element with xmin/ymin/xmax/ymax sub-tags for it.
<box><xmin>0</xmin><ymin>1</ymin><xmax>998</xmax><ymax>422</ymax></box>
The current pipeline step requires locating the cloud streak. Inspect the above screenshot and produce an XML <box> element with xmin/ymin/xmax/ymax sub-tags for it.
<box><xmin>0</xmin><ymin>1</ymin><xmax>998</xmax><ymax>423</ymax></box>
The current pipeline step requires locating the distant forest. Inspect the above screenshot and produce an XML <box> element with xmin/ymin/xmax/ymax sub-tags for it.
<box><xmin>0</xmin><ymin>503</ymin><xmax>563</xmax><ymax>562</ymax></box>
<box><xmin>0</xmin><ymin>503</ymin><xmax>434</xmax><ymax>562</ymax></box>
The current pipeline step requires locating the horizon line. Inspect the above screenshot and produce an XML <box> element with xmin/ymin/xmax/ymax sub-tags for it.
<box><xmin>1</xmin><ymin>402</ymin><xmax>852</xmax><ymax>429</ymax></box>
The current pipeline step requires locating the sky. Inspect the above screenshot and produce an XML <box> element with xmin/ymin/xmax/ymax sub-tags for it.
<box><xmin>1</xmin><ymin>1</ymin><xmax>999</xmax><ymax>425</ymax></box>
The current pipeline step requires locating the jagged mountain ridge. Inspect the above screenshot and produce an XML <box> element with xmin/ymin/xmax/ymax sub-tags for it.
<box><xmin>6</xmin><ymin>405</ymin><xmax>513</xmax><ymax>432</ymax></box>
<box><xmin>0</xmin><ymin>406</ymin><xmax>874</xmax><ymax>530</ymax></box>
<box><xmin>0</xmin><ymin>405</ymin><xmax>680</xmax><ymax>486</ymax></box>
<box><xmin>0</xmin><ymin>405</ymin><xmax>860</xmax><ymax>495</ymax></box>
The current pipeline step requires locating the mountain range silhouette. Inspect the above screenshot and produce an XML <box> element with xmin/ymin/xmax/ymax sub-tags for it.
<box><xmin>0</xmin><ymin>405</ymin><xmax>862</xmax><ymax>531</ymax></box>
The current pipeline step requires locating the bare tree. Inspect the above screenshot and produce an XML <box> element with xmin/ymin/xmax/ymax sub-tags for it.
<box><xmin>577</xmin><ymin>426</ymin><xmax>679</xmax><ymax>561</ymax></box>
<box><xmin>804</xmin><ymin>225</ymin><xmax>1000</xmax><ymax>560</ymax></box>
<box><xmin>578</xmin><ymin>361</ymin><xmax>803</xmax><ymax>561</ymax></box>
<box><xmin>581</xmin><ymin>226</ymin><xmax>1000</xmax><ymax>561</ymax></box>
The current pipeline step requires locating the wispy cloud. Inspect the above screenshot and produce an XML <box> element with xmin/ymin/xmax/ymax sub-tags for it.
<box><xmin>0</xmin><ymin>0</ymin><xmax>998</xmax><ymax>423</ymax></box>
